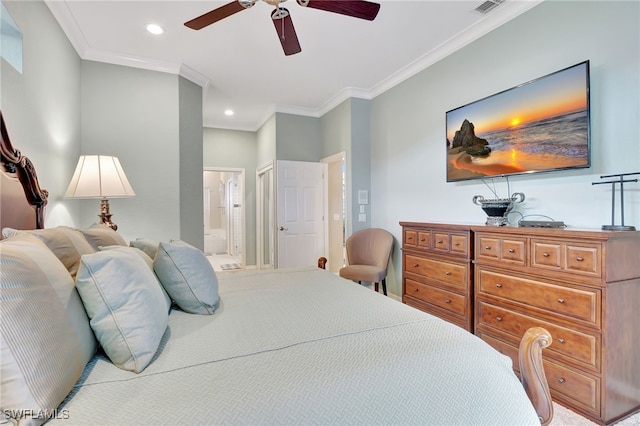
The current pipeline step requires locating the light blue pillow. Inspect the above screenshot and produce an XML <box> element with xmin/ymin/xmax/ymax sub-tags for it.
<box><xmin>76</xmin><ymin>247</ymin><xmax>169</xmax><ymax>373</ymax></box>
<box><xmin>99</xmin><ymin>245</ymin><xmax>172</xmax><ymax>312</ymax></box>
<box><xmin>154</xmin><ymin>240</ymin><xmax>219</xmax><ymax>315</ymax></box>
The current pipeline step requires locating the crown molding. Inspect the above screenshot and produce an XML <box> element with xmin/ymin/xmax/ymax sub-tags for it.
<box><xmin>44</xmin><ymin>0</ymin><xmax>211</xmax><ymax>90</ymax></box>
<box><xmin>46</xmin><ymin>0</ymin><xmax>542</xmax><ymax>131</ymax></box>
<box><xmin>369</xmin><ymin>0</ymin><xmax>543</xmax><ymax>98</ymax></box>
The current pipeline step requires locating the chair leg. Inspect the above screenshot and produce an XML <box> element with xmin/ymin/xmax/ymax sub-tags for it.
<box><xmin>374</xmin><ymin>282</ymin><xmax>379</xmax><ymax>292</ymax></box>
<box><xmin>382</xmin><ymin>279</ymin><xmax>387</xmax><ymax>296</ymax></box>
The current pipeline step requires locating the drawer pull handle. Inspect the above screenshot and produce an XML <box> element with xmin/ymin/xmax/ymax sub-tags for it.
<box><xmin>413</xmin><ymin>264</ymin><xmax>419</xmax><ymax>268</ymax></box>
<box><xmin>543</xmin><ymin>252</ymin><xmax>550</xmax><ymax>257</ymax></box>
<box><xmin>445</xmin><ymin>299</ymin><xmax>451</xmax><ymax>304</ymax></box>
<box><xmin>557</xmin><ymin>298</ymin><xmax>565</xmax><ymax>304</ymax></box>
<box><xmin>558</xmin><ymin>378</ymin><xmax>566</xmax><ymax>384</ymax></box>
<box><xmin>484</xmin><ymin>245</ymin><xmax>491</xmax><ymax>250</ymax></box>
<box><xmin>455</xmin><ymin>242</ymin><xmax>460</xmax><ymax>246</ymax></box>
<box><xmin>496</xmin><ymin>283</ymin><xmax>503</xmax><ymax>288</ymax></box>
<box><xmin>445</xmin><ymin>271</ymin><xmax>452</xmax><ymax>276</ymax></box>
<box><xmin>413</xmin><ymin>288</ymin><xmax>419</xmax><ymax>293</ymax></box>
<box><xmin>576</xmin><ymin>256</ymin><xmax>584</xmax><ymax>262</ymax></box>
<box><xmin>557</xmin><ymin>338</ymin><xmax>565</xmax><ymax>344</ymax></box>
<box><xmin>437</xmin><ymin>240</ymin><xmax>444</xmax><ymax>244</ymax></box>
<box><xmin>508</xmin><ymin>248</ymin><xmax>515</xmax><ymax>253</ymax></box>
<box><xmin>419</xmin><ymin>238</ymin><xmax>426</xmax><ymax>242</ymax></box>
<box><xmin>496</xmin><ymin>316</ymin><xmax>502</xmax><ymax>322</ymax></box>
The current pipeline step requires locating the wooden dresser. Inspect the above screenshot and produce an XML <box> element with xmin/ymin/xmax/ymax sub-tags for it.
<box><xmin>472</xmin><ymin>226</ymin><xmax>640</xmax><ymax>425</ymax></box>
<box><xmin>400</xmin><ymin>222</ymin><xmax>640</xmax><ymax>424</ymax></box>
<box><xmin>400</xmin><ymin>222</ymin><xmax>473</xmax><ymax>331</ymax></box>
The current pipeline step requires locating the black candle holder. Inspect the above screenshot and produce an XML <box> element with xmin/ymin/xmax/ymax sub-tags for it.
<box><xmin>592</xmin><ymin>172</ymin><xmax>639</xmax><ymax>231</ymax></box>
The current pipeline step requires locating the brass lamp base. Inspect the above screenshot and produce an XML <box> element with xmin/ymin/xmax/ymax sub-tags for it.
<box><xmin>99</xmin><ymin>198</ymin><xmax>118</xmax><ymax>231</ymax></box>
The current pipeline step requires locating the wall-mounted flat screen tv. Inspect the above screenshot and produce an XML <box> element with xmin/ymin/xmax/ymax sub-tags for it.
<box><xmin>446</xmin><ymin>61</ymin><xmax>590</xmax><ymax>182</ymax></box>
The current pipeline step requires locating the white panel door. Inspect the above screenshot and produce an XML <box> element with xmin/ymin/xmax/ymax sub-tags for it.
<box><xmin>276</xmin><ymin>160</ymin><xmax>327</xmax><ymax>268</ymax></box>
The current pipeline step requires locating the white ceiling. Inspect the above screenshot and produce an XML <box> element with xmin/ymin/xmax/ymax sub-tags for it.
<box><xmin>45</xmin><ymin>0</ymin><xmax>542</xmax><ymax>131</ymax></box>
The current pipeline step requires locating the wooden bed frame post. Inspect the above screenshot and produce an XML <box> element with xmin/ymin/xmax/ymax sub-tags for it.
<box><xmin>0</xmin><ymin>111</ymin><xmax>49</xmax><ymax>229</ymax></box>
<box><xmin>519</xmin><ymin>327</ymin><xmax>553</xmax><ymax>425</ymax></box>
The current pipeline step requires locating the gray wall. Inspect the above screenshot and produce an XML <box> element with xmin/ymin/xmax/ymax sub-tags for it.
<box><xmin>2</xmin><ymin>1</ymin><xmax>203</xmax><ymax>246</ymax></box>
<box><xmin>274</xmin><ymin>112</ymin><xmax>323</xmax><ymax>161</ymax></box>
<box><xmin>179</xmin><ymin>77</ymin><xmax>204</xmax><ymax>250</ymax></box>
<box><xmin>370</xmin><ymin>0</ymin><xmax>640</xmax><ymax>296</ymax></box>
<box><xmin>256</xmin><ymin>114</ymin><xmax>276</xmax><ymax>167</ymax></box>
<box><xmin>1</xmin><ymin>0</ymin><xmax>81</xmax><ymax>227</ymax></box>
<box><xmin>80</xmin><ymin>61</ymin><xmax>187</xmax><ymax>244</ymax></box>
<box><xmin>319</xmin><ymin>98</ymin><xmax>372</xmax><ymax>236</ymax></box>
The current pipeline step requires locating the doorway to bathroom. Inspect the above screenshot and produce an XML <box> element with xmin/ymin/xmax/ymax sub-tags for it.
<box><xmin>203</xmin><ymin>168</ymin><xmax>245</xmax><ymax>271</ymax></box>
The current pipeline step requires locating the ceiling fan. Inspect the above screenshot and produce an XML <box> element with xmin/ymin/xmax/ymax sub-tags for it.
<box><xmin>184</xmin><ymin>0</ymin><xmax>381</xmax><ymax>56</ymax></box>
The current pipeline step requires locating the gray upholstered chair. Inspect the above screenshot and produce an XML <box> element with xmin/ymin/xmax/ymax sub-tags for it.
<box><xmin>339</xmin><ymin>228</ymin><xmax>393</xmax><ymax>296</ymax></box>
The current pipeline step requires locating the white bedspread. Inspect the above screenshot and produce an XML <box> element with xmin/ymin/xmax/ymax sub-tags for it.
<box><xmin>53</xmin><ymin>267</ymin><xmax>539</xmax><ymax>425</ymax></box>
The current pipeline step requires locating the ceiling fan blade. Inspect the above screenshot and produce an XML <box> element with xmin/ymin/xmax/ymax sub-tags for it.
<box><xmin>185</xmin><ymin>1</ymin><xmax>249</xmax><ymax>30</ymax></box>
<box><xmin>297</xmin><ymin>0</ymin><xmax>380</xmax><ymax>21</ymax></box>
<box><xmin>271</xmin><ymin>8</ymin><xmax>302</xmax><ymax>56</ymax></box>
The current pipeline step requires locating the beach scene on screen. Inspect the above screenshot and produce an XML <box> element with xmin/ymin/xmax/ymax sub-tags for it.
<box><xmin>446</xmin><ymin>62</ymin><xmax>589</xmax><ymax>182</ymax></box>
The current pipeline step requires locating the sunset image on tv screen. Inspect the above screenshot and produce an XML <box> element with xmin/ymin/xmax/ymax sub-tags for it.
<box><xmin>446</xmin><ymin>61</ymin><xmax>590</xmax><ymax>182</ymax></box>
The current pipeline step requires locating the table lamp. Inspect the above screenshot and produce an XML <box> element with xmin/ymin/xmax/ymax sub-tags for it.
<box><xmin>65</xmin><ymin>155</ymin><xmax>135</xmax><ymax>231</ymax></box>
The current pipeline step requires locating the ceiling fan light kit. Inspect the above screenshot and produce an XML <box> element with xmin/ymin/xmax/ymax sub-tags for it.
<box><xmin>184</xmin><ymin>0</ymin><xmax>381</xmax><ymax>56</ymax></box>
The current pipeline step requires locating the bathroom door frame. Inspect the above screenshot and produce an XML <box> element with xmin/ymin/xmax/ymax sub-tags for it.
<box><xmin>203</xmin><ymin>167</ymin><xmax>246</xmax><ymax>268</ymax></box>
<box><xmin>256</xmin><ymin>161</ymin><xmax>275</xmax><ymax>270</ymax></box>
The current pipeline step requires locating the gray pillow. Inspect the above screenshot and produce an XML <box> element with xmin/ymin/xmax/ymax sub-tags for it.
<box><xmin>130</xmin><ymin>237</ymin><xmax>160</xmax><ymax>259</ymax></box>
<box><xmin>79</xmin><ymin>223</ymin><xmax>127</xmax><ymax>251</ymax></box>
<box><xmin>1</xmin><ymin>233</ymin><xmax>95</xmax><ymax>425</ymax></box>
<box><xmin>154</xmin><ymin>240</ymin><xmax>219</xmax><ymax>315</ymax></box>
<box><xmin>2</xmin><ymin>226</ymin><xmax>95</xmax><ymax>278</ymax></box>
<box><xmin>76</xmin><ymin>247</ymin><xmax>169</xmax><ymax>373</ymax></box>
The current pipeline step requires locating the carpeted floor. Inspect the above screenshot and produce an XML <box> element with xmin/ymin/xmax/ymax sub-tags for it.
<box><xmin>551</xmin><ymin>403</ymin><xmax>640</xmax><ymax>425</ymax></box>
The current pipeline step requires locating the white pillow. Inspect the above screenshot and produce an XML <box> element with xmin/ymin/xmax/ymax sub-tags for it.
<box><xmin>1</xmin><ymin>233</ymin><xmax>95</xmax><ymax>425</ymax></box>
<box><xmin>76</xmin><ymin>247</ymin><xmax>169</xmax><ymax>373</ymax></box>
<box><xmin>154</xmin><ymin>240</ymin><xmax>219</xmax><ymax>315</ymax></box>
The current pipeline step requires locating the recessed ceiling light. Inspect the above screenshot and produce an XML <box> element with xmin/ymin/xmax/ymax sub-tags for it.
<box><xmin>146</xmin><ymin>24</ymin><xmax>164</xmax><ymax>35</ymax></box>
<box><xmin>224</xmin><ymin>109</ymin><xmax>234</xmax><ymax>116</ymax></box>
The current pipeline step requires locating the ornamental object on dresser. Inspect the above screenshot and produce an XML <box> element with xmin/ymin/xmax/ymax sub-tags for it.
<box><xmin>473</xmin><ymin>192</ymin><xmax>525</xmax><ymax>226</ymax></box>
<box><xmin>592</xmin><ymin>172</ymin><xmax>639</xmax><ymax>231</ymax></box>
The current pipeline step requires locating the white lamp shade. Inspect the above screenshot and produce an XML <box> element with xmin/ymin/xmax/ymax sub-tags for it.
<box><xmin>65</xmin><ymin>155</ymin><xmax>135</xmax><ymax>199</ymax></box>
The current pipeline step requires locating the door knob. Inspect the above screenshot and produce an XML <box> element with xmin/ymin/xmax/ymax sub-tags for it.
<box><xmin>279</xmin><ymin>226</ymin><xmax>288</xmax><ymax>231</ymax></box>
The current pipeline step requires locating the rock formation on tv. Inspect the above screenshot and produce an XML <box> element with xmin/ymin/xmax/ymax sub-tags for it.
<box><xmin>449</xmin><ymin>119</ymin><xmax>491</xmax><ymax>156</ymax></box>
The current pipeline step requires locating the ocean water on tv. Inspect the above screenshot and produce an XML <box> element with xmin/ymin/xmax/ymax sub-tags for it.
<box><xmin>478</xmin><ymin>110</ymin><xmax>588</xmax><ymax>158</ymax></box>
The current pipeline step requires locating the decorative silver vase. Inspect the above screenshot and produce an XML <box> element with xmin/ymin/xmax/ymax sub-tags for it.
<box><xmin>473</xmin><ymin>192</ymin><xmax>525</xmax><ymax>226</ymax></box>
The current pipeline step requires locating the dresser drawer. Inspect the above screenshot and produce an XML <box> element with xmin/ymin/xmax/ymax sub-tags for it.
<box><xmin>432</xmin><ymin>232</ymin><xmax>469</xmax><ymax>257</ymax></box>
<box><xmin>405</xmin><ymin>279</ymin><xmax>467</xmax><ymax>316</ymax></box>
<box><xmin>531</xmin><ymin>239</ymin><xmax>601</xmax><ymax>278</ymax></box>
<box><xmin>477</xmin><ymin>302</ymin><xmax>599</xmax><ymax>371</ymax></box>
<box><xmin>404</xmin><ymin>254</ymin><xmax>468</xmax><ymax>290</ymax></box>
<box><xmin>545</xmin><ymin>359</ymin><xmax>600</xmax><ymax>416</ymax></box>
<box><xmin>404</xmin><ymin>230</ymin><xmax>417</xmax><ymax>247</ymax></box>
<box><xmin>477</xmin><ymin>333</ymin><xmax>599</xmax><ymax>416</ymax></box>
<box><xmin>476</xmin><ymin>268</ymin><xmax>600</xmax><ymax>326</ymax></box>
<box><xmin>417</xmin><ymin>231</ymin><xmax>431</xmax><ymax>249</ymax></box>
<box><xmin>476</xmin><ymin>234</ymin><xmax>526</xmax><ymax>265</ymax></box>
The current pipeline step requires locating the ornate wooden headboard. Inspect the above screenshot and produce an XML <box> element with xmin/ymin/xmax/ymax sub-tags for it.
<box><xmin>0</xmin><ymin>110</ymin><xmax>49</xmax><ymax>232</ymax></box>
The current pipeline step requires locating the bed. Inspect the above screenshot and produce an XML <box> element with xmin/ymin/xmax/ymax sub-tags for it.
<box><xmin>0</xmin><ymin>110</ymin><xmax>553</xmax><ymax>425</ymax></box>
